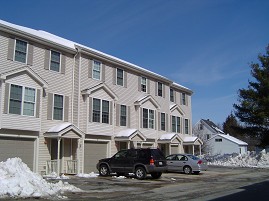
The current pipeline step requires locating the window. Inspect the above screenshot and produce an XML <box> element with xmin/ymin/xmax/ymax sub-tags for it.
<box><xmin>161</xmin><ymin>113</ymin><xmax>166</xmax><ymax>131</ymax></box>
<box><xmin>182</xmin><ymin>93</ymin><xmax>186</xmax><ymax>105</ymax></box>
<box><xmin>53</xmin><ymin>94</ymin><xmax>63</xmax><ymax>120</ymax></box>
<box><xmin>120</xmin><ymin>105</ymin><xmax>127</xmax><ymax>126</ymax></box>
<box><xmin>15</xmin><ymin>39</ymin><xmax>27</xmax><ymax>63</ymax></box>
<box><xmin>141</xmin><ymin>77</ymin><xmax>147</xmax><ymax>92</ymax></box>
<box><xmin>102</xmin><ymin>100</ymin><xmax>109</xmax><ymax>124</ymax></box>
<box><xmin>172</xmin><ymin>116</ymin><xmax>180</xmax><ymax>133</ymax></box>
<box><xmin>50</xmin><ymin>50</ymin><xmax>61</xmax><ymax>72</ymax></box>
<box><xmin>142</xmin><ymin>108</ymin><xmax>155</xmax><ymax>129</ymax></box>
<box><xmin>117</xmin><ymin>68</ymin><xmax>124</xmax><ymax>86</ymax></box>
<box><xmin>170</xmin><ymin>88</ymin><xmax>174</xmax><ymax>102</ymax></box>
<box><xmin>184</xmin><ymin>119</ymin><xmax>189</xmax><ymax>134</ymax></box>
<box><xmin>9</xmin><ymin>84</ymin><xmax>36</xmax><ymax>116</ymax></box>
<box><xmin>92</xmin><ymin>98</ymin><xmax>110</xmax><ymax>124</ymax></box>
<box><xmin>92</xmin><ymin>60</ymin><xmax>101</xmax><ymax>80</ymax></box>
<box><xmin>93</xmin><ymin>98</ymin><xmax>101</xmax><ymax>122</ymax></box>
<box><xmin>215</xmin><ymin>139</ymin><xmax>222</xmax><ymax>142</ymax></box>
<box><xmin>199</xmin><ymin>124</ymin><xmax>203</xmax><ymax>130</ymax></box>
<box><xmin>158</xmin><ymin>82</ymin><xmax>163</xmax><ymax>97</ymax></box>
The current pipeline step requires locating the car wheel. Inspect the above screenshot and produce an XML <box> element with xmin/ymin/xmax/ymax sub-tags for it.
<box><xmin>135</xmin><ymin>167</ymin><xmax>146</xmax><ymax>180</ymax></box>
<box><xmin>99</xmin><ymin>164</ymin><xmax>109</xmax><ymax>176</ymax></box>
<box><xmin>183</xmin><ymin>166</ymin><xmax>192</xmax><ymax>174</ymax></box>
<box><xmin>151</xmin><ymin>172</ymin><xmax>162</xmax><ymax>179</ymax></box>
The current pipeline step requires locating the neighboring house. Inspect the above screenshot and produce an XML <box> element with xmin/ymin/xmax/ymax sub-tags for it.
<box><xmin>193</xmin><ymin>119</ymin><xmax>248</xmax><ymax>155</ymax></box>
<box><xmin>207</xmin><ymin>134</ymin><xmax>248</xmax><ymax>155</ymax></box>
<box><xmin>193</xmin><ymin>119</ymin><xmax>224</xmax><ymax>141</ymax></box>
<box><xmin>0</xmin><ymin>19</ymin><xmax>202</xmax><ymax>175</ymax></box>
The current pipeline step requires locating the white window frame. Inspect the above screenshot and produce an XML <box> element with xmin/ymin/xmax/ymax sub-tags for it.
<box><xmin>53</xmin><ymin>93</ymin><xmax>64</xmax><ymax>121</ymax></box>
<box><xmin>49</xmin><ymin>49</ymin><xmax>61</xmax><ymax>72</ymax></box>
<box><xmin>141</xmin><ymin>77</ymin><xmax>147</xmax><ymax>92</ymax></box>
<box><xmin>92</xmin><ymin>60</ymin><xmax>102</xmax><ymax>80</ymax></box>
<box><xmin>92</xmin><ymin>98</ymin><xmax>110</xmax><ymax>124</ymax></box>
<box><xmin>116</xmin><ymin>68</ymin><xmax>124</xmax><ymax>86</ymax></box>
<box><xmin>184</xmin><ymin>119</ymin><xmax>189</xmax><ymax>134</ymax></box>
<box><xmin>120</xmin><ymin>105</ymin><xmax>127</xmax><ymax>126</ymax></box>
<box><xmin>157</xmin><ymin>82</ymin><xmax>163</xmax><ymax>97</ymax></box>
<box><xmin>142</xmin><ymin>108</ymin><xmax>155</xmax><ymax>129</ymax></box>
<box><xmin>9</xmin><ymin>83</ymin><xmax>36</xmax><ymax>117</ymax></box>
<box><xmin>161</xmin><ymin>113</ymin><xmax>166</xmax><ymax>131</ymax></box>
<box><xmin>14</xmin><ymin>38</ymin><xmax>28</xmax><ymax>64</ymax></box>
<box><xmin>172</xmin><ymin>115</ymin><xmax>181</xmax><ymax>133</ymax></box>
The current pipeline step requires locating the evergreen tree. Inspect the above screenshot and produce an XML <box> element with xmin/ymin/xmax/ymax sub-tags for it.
<box><xmin>233</xmin><ymin>45</ymin><xmax>269</xmax><ymax>147</ymax></box>
<box><xmin>223</xmin><ymin>113</ymin><xmax>242</xmax><ymax>138</ymax></box>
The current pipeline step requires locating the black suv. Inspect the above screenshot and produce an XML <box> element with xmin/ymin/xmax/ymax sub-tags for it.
<box><xmin>96</xmin><ymin>148</ymin><xmax>167</xmax><ymax>179</ymax></box>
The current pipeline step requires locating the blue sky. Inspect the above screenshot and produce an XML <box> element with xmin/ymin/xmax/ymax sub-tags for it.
<box><xmin>1</xmin><ymin>0</ymin><xmax>269</xmax><ymax>125</ymax></box>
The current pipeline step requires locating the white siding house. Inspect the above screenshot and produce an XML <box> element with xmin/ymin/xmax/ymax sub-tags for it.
<box><xmin>207</xmin><ymin>134</ymin><xmax>248</xmax><ymax>155</ymax></box>
<box><xmin>0</xmin><ymin>19</ymin><xmax>201</xmax><ymax>175</ymax></box>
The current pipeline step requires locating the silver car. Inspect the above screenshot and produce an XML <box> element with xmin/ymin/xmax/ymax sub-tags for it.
<box><xmin>166</xmin><ymin>154</ymin><xmax>208</xmax><ymax>174</ymax></box>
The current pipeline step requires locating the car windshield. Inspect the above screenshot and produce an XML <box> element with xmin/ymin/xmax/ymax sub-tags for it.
<box><xmin>187</xmin><ymin>154</ymin><xmax>199</xmax><ymax>160</ymax></box>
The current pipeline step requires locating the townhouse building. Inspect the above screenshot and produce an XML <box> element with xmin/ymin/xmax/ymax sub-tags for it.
<box><xmin>0</xmin><ymin>19</ymin><xmax>201</xmax><ymax>175</ymax></box>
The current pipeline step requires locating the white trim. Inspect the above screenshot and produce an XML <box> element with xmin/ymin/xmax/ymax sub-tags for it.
<box><xmin>0</xmin><ymin>133</ymin><xmax>38</xmax><ymax>139</ymax></box>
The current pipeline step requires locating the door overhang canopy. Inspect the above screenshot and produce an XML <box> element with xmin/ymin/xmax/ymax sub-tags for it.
<box><xmin>158</xmin><ymin>133</ymin><xmax>183</xmax><ymax>144</ymax></box>
<box><xmin>44</xmin><ymin>122</ymin><xmax>85</xmax><ymax>139</ymax></box>
<box><xmin>115</xmin><ymin>129</ymin><xmax>146</xmax><ymax>142</ymax></box>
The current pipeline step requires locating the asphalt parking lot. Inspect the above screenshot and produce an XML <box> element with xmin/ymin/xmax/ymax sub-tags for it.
<box><xmin>7</xmin><ymin>166</ymin><xmax>269</xmax><ymax>201</ymax></box>
<box><xmin>61</xmin><ymin>166</ymin><xmax>269</xmax><ymax>201</ymax></box>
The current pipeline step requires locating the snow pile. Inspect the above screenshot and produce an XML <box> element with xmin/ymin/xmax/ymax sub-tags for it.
<box><xmin>205</xmin><ymin>150</ymin><xmax>269</xmax><ymax>168</ymax></box>
<box><xmin>0</xmin><ymin>158</ymin><xmax>81</xmax><ymax>199</ymax></box>
<box><xmin>76</xmin><ymin>172</ymin><xmax>99</xmax><ymax>178</ymax></box>
<box><xmin>44</xmin><ymin>172</ymin><xmax>70</xmax><ymax>180</ymax></box>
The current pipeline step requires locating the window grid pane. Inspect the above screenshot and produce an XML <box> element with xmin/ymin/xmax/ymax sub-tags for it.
<box><xmin>158</xmin><ymin>82</ymin><xmax>163</xmax><ymax>96</ymax></box>
<box><xmin>102</xmin><ymin>100</ymin><xmax>109</xmax><ymax>124</ymax></box>
<box><xmin>141</xmin><ymin>77</ymin><xmax>147</xmax><ymax>92</ymax></box>
<box><xmin>50</xmin><ymin>51</ymin><xmax>60</xmax><ymax>72</ymax></box>
<box><xmin>93</xmin><ymin>98</ymin><xmax>101</xmax><ymax>122</ymax></box>
<box><xmin>93</xmin><ymin>61</ymin><xmax>101</xmax><ymax>80</ymax></box>
<box><xmin>170</xmin><ymin>88</ymin><xmax>174</xmax><ymax>102</ymax></box>
<box><xmin>53</xmin><ymin>95</ymin><xmax>63</xmax><ymax>120</ymax></box>
<box><xmin>172</xmin><ymin>116</ymin><xmax>176</xmax><ymax>132</ymax></box>
<box><xmin>9</xmin><ymin>85</ymin><xmax>23</xmax><ymax>115</ymax></box>
<box><xmin>142</xmin><ymin>108</ymin><xmax>148</xmax><ymax>128</ymax></box>
<box><xmin>185</xmin><ymin>119</ymin><xmax>189</xmax><ymax>134</ymax></box>
<box><xmin>15</xmin><ymin>40</ymin><xmax>27</xmax><ymax>63</ymax></box>
<box><xmin>149</xmin><ymin>110</ymin><xmax>154</xmax><ymax>129</ymax></box>
<box><xmin>161</xmin><ymin>113</ymin><xmax>165</xmax><ymax>131</ymax></box>
<box><xmin>117</xmin><ymin>69</ymin><xmax>124</xmax><ymax>86</ymax></box>
<box><xmin>23</xmin><ymin>87</ymin><xmax>35</xmax><ymax>116</ymax></box>
<box><xmin>120</xmin><ymin>105</ymin><xmax>127</xmax><ymax>126</ymax></box>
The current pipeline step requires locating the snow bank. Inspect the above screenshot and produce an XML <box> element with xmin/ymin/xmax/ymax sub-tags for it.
<box><xmin>76</xmin><ymin>172</ymin><xmax>99</xmax><ymax>178</ymax></box>
<box><xmin>0</xmin><ymin>158</ymin><xmax>81</xmax><ymax>199</ymax></box>
<box><xmin>204</xmin><ymin>150</ymin><xmax>269</xmax><ymax>168</ymax></box>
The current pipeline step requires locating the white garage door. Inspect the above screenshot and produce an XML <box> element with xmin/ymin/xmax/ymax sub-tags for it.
<box><xmin>0</xmin><ymin>137</ymin><xmax>35</xmax><ymax>170</ymax></box>
<box><xmin>84</xmin><ymin>141</ymin><xmax>108</xmax><ymax>173</ymax></box>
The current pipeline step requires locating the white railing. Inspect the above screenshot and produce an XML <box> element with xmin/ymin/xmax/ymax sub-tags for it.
<box><xmin>46</xmin><ymin>160</ymin><xmax>57</xmax><ymax>174</ymax></box>
<box><xmin>66</xmin><ymin>160</ymin><xmax>77</xmax><ymax>174</ymax></box>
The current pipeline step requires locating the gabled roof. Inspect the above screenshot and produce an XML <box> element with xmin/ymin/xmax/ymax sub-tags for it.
<box><xmin>134</xmin><ymin>95</ymin><xmax>160</xmax><ymax>109</ymax></box>
<box><xmin>81</xmin><ymin>83</ymin><xmax>118</xmax><ymax>101</ymax></box>
<box><xmin>115</xmin><ymin>129</ymin><xmax>146</xmax><ymax>141</ymax></box>
<box><xmin>158</xmin><ymin>133</ymin><xmax>183</xmax><ymax>143</ymax></box>
<box><xmin>209</xmin><ymin>134</ymin><xmax>248</xmax><ymax>146</ymax></box>
<box><xmin>201</xmin><ymin>119</ymin><xmax>224</xmax><ymax>134</ymax></box>
<box><xmin>45</xmin><ymin>123</ymin><xmax>85</xmax><ymax>138</ymax></box>
<box><xmin>170</xmin><ymin>104</ymin><xmax>185</xmax><ymax>115</ymax></box>
<box><xmin>0</xmin><ymin>66</ymin><xmax>48</xmax><ymax>88</ymax></box>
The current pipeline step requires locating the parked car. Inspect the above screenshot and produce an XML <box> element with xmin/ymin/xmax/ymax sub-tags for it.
<box><xmin>96</xmin><ymin>148</ymin><xmax>167</xmax><ymax>180</ymax></box>
<box><xmin>166</xmin><ymin>154</ymin><xmax>208</xmax><ymax>174</ymax></box>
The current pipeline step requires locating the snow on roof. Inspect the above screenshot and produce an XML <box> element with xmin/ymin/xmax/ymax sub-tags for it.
<box><xmin>47</xmin><ymin>123</ymin><xmax>72</xmax><ymax>133</ymax></box>
<box><xmin>213</xmin><ymin>134</ymin><xmax>248</xmax><ymax>146</ymax></box>
<box><xmin>184</xmin><ymin>136</ymin><xmax>198</xmax><ymax>143</ymax></box>
<box><xmin>201</xmin><ymin>119</ymin><xmax>224</xmax><ymax>134</ymax></box>
<box><xmin>159</xmin><ymin>133</ymin><xmax>177</xmax><ymax>140</ymax></box>
<box><xmin>0</xmin><ymin>19</ymin><xmax>192</xmax><ymax>92</ymax></box>
<box><xmin>116</xmin><ymin>129</ymin><xmax>137</xmax><ymax>137</ymax></box>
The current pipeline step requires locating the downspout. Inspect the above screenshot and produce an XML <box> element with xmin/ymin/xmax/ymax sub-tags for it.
<box><xmin>71</xmin><ymin>47</ymin><xmax>79</xmax><ymax>123</ymax></box>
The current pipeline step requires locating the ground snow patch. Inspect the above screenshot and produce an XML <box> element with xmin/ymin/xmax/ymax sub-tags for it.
<box><xmin>76</xmin><ymin>172</ymin><xmax>99</xmax><ymax>178</ymax></box>
<box><xmin>0</xmin><ymin>158</ymin><xmax>81</xmax><ymax>199</ymax></box>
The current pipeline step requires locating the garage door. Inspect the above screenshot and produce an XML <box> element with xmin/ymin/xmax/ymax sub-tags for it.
<box><xmin>84</xmin><ymin>141</ymin><xmax>108</xmax><ymax>173</ymax></box>
<box><xmin>0</xmin><ymin>137</ymin><xmax>35</xmax><ymax>170</ymax></box>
